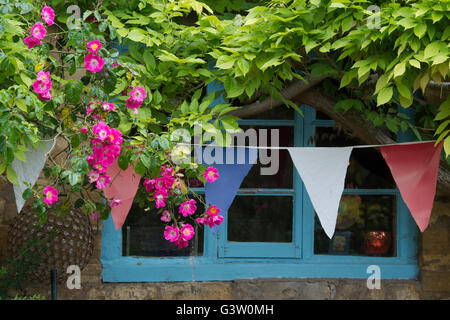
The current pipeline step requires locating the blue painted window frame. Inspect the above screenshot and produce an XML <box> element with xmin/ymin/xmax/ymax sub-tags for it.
<box><xmin>101</xmin><ymin>82</ymin><xmax>419</xmax><ymax>282</ymax></box>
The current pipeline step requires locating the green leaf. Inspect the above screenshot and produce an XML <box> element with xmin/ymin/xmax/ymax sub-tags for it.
<box><xmin>159</xmin><ymin>137</ymin><xmax>170</xmax><ymax>150</ymax></box>
<box><xmin>6</xmin><ymin>165</ymin><xmax>18</xmax><ymax>184</ymax></box>
<box><xmin>71</xmin><ymin>134</ymin><xmax>80</xmax><ymax>148</ymax></box>
<box><xmin>444</xmin><ymin>137</ymin><xmax>450</xmax><ymax>157</ymax></box>
<box><xmin>134</xmin><ymin>160</ymin><xmax>146</xmax><ymax>175</ymax></box>
<box><xmin>15</xmin><ymin>99</ymin><xmax>27</xmax><ymax>113</ymax></box>
<box><xmin>118</xmin><ymin>154</ymin><xmax>129</xmax><ymax>171</ymax></box>
<box><xmin>340</xmin><ymin>69</ymin><xmax>357</xmax><ymax>89</ymax></box>
<box><xmin>127</xmin><ymin>29</ymin><xmax>147</xmax><ymax>42</ymax></box>
<box><xmin>143</xmin><ymin>51</ymin><xmax>156</xmax><ymax>71</ymax></box>
<box><xmin>377</xmin><ymin>87</ymin><xmax>393</xmax><ymax>106</ymax></box>
<box><xmin>64</xmin><ymin>81</ymin><xmax>83</xmax><ymax>104</ymax></box>
<box><xmin>409</xmin><ymin>59</ymin><xmax>421</xmax><ymax>69</ymax></box>
<box><xmin>216</xmin><ymin>55</ymin><xmax>236</xmax><ymax>69</ymax></box>
<box><xmin>22</xmin><ymin>188</ymin><xmax>32</xmax><ymax>201</ymax></box>
<box><xmin>14</xmin><ymin>150</ymin><xmax>26</xmax><ymax>162</ymax></box>
<box><xmin>104</xmin><ymin>71</ymin><xmax>117</xmax><ymax>94</ymax></box>
<box><xmin>396</xmin><ymin>82</ymin><xmax>412</xmax><ymax>100</ymax></box>
<box><xmin>393</xmin><ymin>62</ymin><xmax>406</xmax><ymax>78</ymax></box>
<box><xmin>386</xmin><ymin>118</ymin><xmax>399</xmax><ymax>133</ymax></box>
<box><xmin>413</xmin><ymin>23</ymin><xmax>426</xmax><ymax>39</ymax></box>
<box><xmin>436</xmin><ymin>120</ymin><xmax>450</xmax><ymax>135</ymax></box>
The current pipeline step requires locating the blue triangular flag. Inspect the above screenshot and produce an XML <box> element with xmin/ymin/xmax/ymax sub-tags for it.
<box><xmin>196</xmin><ymin>145</ymin><xmax>258</xmax><ymax>233</ymax></box>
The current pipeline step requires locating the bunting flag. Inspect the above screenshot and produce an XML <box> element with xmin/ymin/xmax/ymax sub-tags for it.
<box><xmin>104</xmin><ymin>160</ymin><xmax>141</xmax><ymax>230</ymax></box>
<box><xmin>197</xmin><ymin>145</ymin><xmax>258</xmax><ymax>233</ymax></box>
<box><xmin>380</xmin><ymin>141</ymin><xmax>443</xmax><ymax>232</ymax></box>
<box><xmin>12</xmin><ymin>139</ymin><xmax>55</xmax><ymax>213</ymax></box>
<box><xmin>288</xmin><ymin>147</ymin><xmax>353</xmax><ymax>238</ymax></box>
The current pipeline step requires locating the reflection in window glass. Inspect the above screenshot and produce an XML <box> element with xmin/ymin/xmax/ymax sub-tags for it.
<box><xmin>228</xmin><ymin>196</ymin><xmax>293</xmax><ymax>242</ymax></box>
<box><xmin>314</xmin><ymin>195</ymin><xmax>397</xmax><ymax>257</ymax></box>
<box><xmin>122</xmin><ymin>202</ymin><xmax>204</xmax><ymax>257</ymax></box>
<box><xmin>315</xmin><ymin>126</ymin><xmax>395</xmax><ymax>189</ymax></box>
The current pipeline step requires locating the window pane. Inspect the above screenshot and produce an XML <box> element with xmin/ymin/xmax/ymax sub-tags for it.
<box><xmin>315</xmin><ymin>111</ymin><xmax>335</xmax><ymax>120</ymax></box>
<box><xmin>237</xmin><ymin>125</ymin><xmax>294</xmax><ymax>189</ymax></box>
<box><xmin>315</xmin><ymin>126</ymin><xmax>395</xmax><ymax>189</ymax></box>
<box><xmin>122</xmin><ymin>202</ymin><xmax>204</xmax><ymax>257</ymax></box>
<box><xmin>314</xmin><ymin>195</ymin><xmax>397</xmax><ymax>257</ymax></box>
<box><xmin>227</xmin><ymin>196</ymin><xmax>293</xmax><ymax>242</ymax></box>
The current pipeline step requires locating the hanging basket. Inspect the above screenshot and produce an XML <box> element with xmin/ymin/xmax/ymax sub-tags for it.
<box><xmin>7</xmin><ymin>205</ymin><xmax>94</xmax><ymax>283</ymax></box>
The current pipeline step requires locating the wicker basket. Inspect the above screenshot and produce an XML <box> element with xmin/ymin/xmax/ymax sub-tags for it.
<box><xmin>7</xmin><ymin>205</ymin><xmax>94</xmax><ymax>283</ymax></box>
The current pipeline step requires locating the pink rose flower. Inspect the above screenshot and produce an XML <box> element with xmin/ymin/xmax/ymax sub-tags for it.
<box><xmin>179</xmin><ymin>199</ymin><xmax>197</xmax><ymax>217</ymax></box>
<box><xmin>92</xmin><ymin>121</ymin><xmax>110</xmax><ymax>141</ymax></box>
<box><xmin>129</xmin><ymin>86</ymin><xmax>147</xmax><ymax>102</ymax></box>
<box><xmin>164</xmin><ymin>225</ymin><xmax>180</xmax><ymax>242</ymax></box>
<box><xmin>211</xmin><ymin>214</ymin><xmax>224</xmax><ymax>226</ymax></box>
<box><xmin>96</xmin><ymin>174</ymin><xmax>111</xmax><ymax>189</ymax></box>
<box><xmin>84</xmin><ymin>53</ymin><xmax>105</xmax><ymax>73</ymax></box>
<box><xmin>206</xmin><ymin>205</ymin><xmax>220</xmax><ymax>216</ymax></box>
<box><xmin>102</xmin><ymin>101</ymin><xmax>115</xmax><ymax>111</ymax></box>
<box><xmin>88</xmin><ymin>170</ymin><xmax>99</xmax><ymax>183</ymax></box>
<box><xmin>125</xmin><ymin>97</ymin><xmax>142</xmax><ymax>113</ymax></box>
<box><xmin>30</xmin><ymin>23</ymin><xmax>46</xmax><ymax>40</ymax></box>
<box><xmin>81</xmin><ymin>127</ymin><xmax>88</xmax><ymax>134</ymax></box>
<box><xmin>196</xmin><ymin>217</ymin><xmax>206</xmax><ymax>225</ymax></box>
<box><xmin>43</xmin><ymin>186</ymin><xmax>58</xmax><ymax>205</ymax></box>
<box><xmin>174</xmin><ymin>238</ymin><xmax>189</xmax><ymax>249</ymax></box>
<box><xmin>107</xmin><ymin>128</ymin><xmax>122</xmax><ymax>145</ymax></box>
<box><xmin>110</xmin><ymin>199</ymin><xmax>122</xmax><ymax>208</ymax></box>
<box><xmin>87</xmin><ymin>40</ymin><xmax>102</xmax><ymax>53</ymax></box>
<box><xmin>155</xmin><ymin>190</ymin><xmax>168</xmax><ymax>208</ymax></box>
<box><xmin>32</xmin><ymin>79</ymin><xmax>52</xmax><ymax>95</ymax></box>
<box><xmin>36</xmin><ymin>71</ymin><xmax>51</xmax><ymax>84</ymax></box>
<box><xmin>204</xmin><ymin>166</ymin><xmax>219</xmax><ymax>183</ymax></box>
<box><xmin>24</xmin><ymin>36</ymin><xmax>42</xmax><ymax>49</ymax></box>
<box><xmin>143</xmin><ymin>179</ymin><xmax>156</xmax><ymax>193</ymax></box>
<box><xmin>41</xmin><ymin>6</ymin><xmax>55</xmax><ymax>26</ymax></box>
<box><xmin>38</xmin><ymin>90</ymin><xmax>52</xmax><ymax>101</ymax></box>
<box><xmin>161</xmin><ymin>210</ymin><xmax>171</xmax><ymax>222</ymax></box>
<box><xmin>90</xmin><ymin>212</ymin><xmax>101</xmax><ymax>221</ymax></box>
<box><xmin>180</xmin><ymin>224</ymin><xmax>195</xmax><ymax>241</ymax></box>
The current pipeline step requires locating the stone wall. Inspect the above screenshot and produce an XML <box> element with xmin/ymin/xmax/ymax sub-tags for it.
<box><xmin>0</xmin><ymin>175</ymin><xmax>449</xmax><ymax>300</ymax></box>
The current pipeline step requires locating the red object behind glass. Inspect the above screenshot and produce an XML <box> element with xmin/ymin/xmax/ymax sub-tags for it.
<box><xmin>364</xmin><ymin>231</ymin><xmax>391</xmax><ymax>256</ymax></box>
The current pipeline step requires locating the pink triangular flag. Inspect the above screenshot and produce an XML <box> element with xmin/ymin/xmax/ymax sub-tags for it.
<box><xmin>104</xmin><ymin>160</ymin><xmax>141</xmax><ymax>230</ymax></box>
<box><xmin>380</xmin><ymin>141</ymin><xmax>443</xmax><ymax>232</ymax></box>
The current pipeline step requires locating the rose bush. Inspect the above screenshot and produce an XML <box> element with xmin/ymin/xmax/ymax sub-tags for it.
<box><xmin>0</xmin><ymin>1</ymin><xmax>229</xmax><ymax>248</ymax></box>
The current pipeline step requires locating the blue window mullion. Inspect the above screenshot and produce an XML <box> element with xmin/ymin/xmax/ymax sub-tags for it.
<box><xmin>299</xmin><ymin>105</ymin><xmax>315</xmax><ymax>260</ymax></box>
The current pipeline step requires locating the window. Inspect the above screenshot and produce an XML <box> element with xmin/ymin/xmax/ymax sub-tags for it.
<box><xmin>101</xmin><ymin>89</ymin><xmax>418</xmax><ymax>282</ymax></box>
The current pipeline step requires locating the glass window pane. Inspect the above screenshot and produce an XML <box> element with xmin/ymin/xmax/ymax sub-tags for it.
<box><xmin>314</xmin><ymin>195</ymin><xmax>397</xmax><ymax>257</ymax></box>
<box><xmin>236</xmin><ymin>125</ymin><xmax>294</xmax><ymax>189</ymax></box>
<box><xmin>122</xmin><ymin>201</ymin><xmax>204</xmax><ymax>257</ymax></box>
<box><xmin>315</xmin><ymin>111</ymin><xmax>330</xmax><ymax>120</ymax></box>
<box><xmin>227</xmin><ymin>196</ymin><xmax>293</xmax><ymax>242</ymax></box>
<box><xmin>315</xmin><ymin>126</ymin><xmax>395</xmax><ymax>189</ymax></box>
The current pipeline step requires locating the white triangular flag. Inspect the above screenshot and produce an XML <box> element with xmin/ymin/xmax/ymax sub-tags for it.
<box><xmin>12</xmin><ymin>139</ymin><xmax>55</xmax><ymax>213</ymax></box>
<box><xmin>288</xmin><ymin>147</ymin><xmax>353</xmax><ymax>238</ymax></box>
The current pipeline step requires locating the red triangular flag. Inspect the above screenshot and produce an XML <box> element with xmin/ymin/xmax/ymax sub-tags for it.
<box><xmin>380</xmin><ymin>141</ymin><xmax>443</xmax><ymax>232</ymax></box>
<box><xmin>104</xmin><ymin>160</ymin><xmax>141</xmax><ymax>230</ymax></box>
